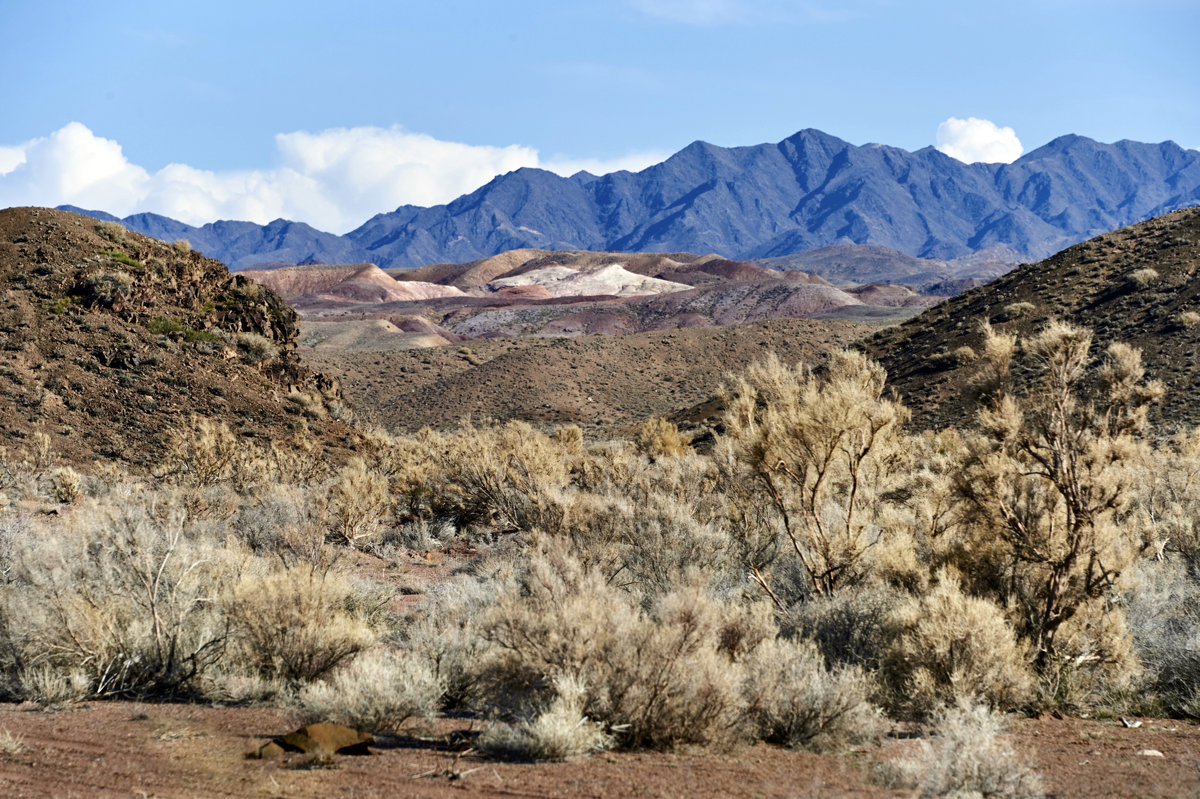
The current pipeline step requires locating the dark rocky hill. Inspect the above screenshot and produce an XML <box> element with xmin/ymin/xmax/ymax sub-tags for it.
<box><xmin>864</xmin><ymin>206</ymin><xmax>1200</xmax><ymax>432</ymax></box>
<box><xmin>62</xmin><ymin>130</ymin><xmax>1200</xmax><ymax>272</ymax></box>
<box><xmin>0</xmin><ymin>207</ymin><xmax>355</xmax><ymax>471</ymax></box>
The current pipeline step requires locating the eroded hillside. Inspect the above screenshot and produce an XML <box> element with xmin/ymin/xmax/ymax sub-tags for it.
<box><xmin>0</xmin><ymin>207</ymin><xmax>356</xmax><ymax>470</ymax></box>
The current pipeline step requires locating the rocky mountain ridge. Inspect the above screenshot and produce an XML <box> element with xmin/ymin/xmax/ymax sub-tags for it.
<box><xmin>61</xmin><ymin>130</ymin><xmax>1199</xmax><ymax>271</ymax></box>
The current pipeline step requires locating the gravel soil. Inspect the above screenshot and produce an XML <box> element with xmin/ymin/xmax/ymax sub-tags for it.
<box><xmin>1</xmin><ymin>703</ymin><xmax>1197</xmax><ymax>798</ymax></box>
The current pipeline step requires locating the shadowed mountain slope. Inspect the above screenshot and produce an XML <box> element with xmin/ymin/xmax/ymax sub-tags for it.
<box><xmin>864</xmin><ymin>206</ymin><xmax>1200</xmax><ymax>431</ymax></box>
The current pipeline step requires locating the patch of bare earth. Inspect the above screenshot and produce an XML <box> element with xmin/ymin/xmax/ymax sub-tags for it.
<box><xmin>302</xmin><ymin>317</ymin><xmax>869</xmax><ymax>435</ymax></box>
<box><xmin>1</xmin><ymin>704</ymin><xmax>1197</xmax><ymax>798</ymax></box>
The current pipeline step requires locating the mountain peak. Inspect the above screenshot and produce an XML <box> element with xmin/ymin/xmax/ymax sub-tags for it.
<box><xmin>69</xmin><ymin>130</ymin><xmax>1200</xmax><ymax>269</ymax></box>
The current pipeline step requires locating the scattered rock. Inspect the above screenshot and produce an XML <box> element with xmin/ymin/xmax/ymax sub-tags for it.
<box><xmin>248</xmin><ymin>722</ymin><xmax>374</xmax><ymax>759</ymax></box>
<box><xmin>1136</xmin><ymin>749</ymin><xmax>1165</xmax><ymax>758</ymax></box>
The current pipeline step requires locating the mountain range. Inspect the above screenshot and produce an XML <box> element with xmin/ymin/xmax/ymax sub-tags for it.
<box><xmin>62</xmin><ymin>129</ymin><xmax>1200</xmax><ymax>271</ymax></box>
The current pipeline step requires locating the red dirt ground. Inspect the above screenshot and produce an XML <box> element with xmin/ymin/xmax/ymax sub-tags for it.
<box><xmin>1</xmin><ymin>702</ymin><xmax>1196</xmax><ymax>798</ymax></box>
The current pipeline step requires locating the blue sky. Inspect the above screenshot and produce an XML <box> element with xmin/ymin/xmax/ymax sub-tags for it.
<box><xmin>1</xmin><ymin>0</ymin><xmax>1196</xmax><ymax>232</ymax></box>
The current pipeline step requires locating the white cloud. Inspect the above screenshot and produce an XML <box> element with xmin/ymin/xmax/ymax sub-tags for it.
<box><xmin>936</xmin><ymin>117</ymin><xmax>1024</xmax><ymax>164</ymax></box>
<box><xmin>0</xmin><ymin>145</ymin><xmax>26</xmax><ymax>176</ymax></box>
<box><xmin>0</xmin><ymin>123</ymin><xmax>668</xmax><ymax>233</ymax></box>
<box><xmin>542</xmin><ymin>150</ymin><xmax>671</xmax><ymax>176</ymax></box>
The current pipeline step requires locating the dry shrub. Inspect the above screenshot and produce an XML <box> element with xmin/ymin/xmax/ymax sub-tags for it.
<box><xmin>95</xmin><ymin>220</ymin><xmax>127</xmax><ymax>243</ymax></box>
<box><xmin>401</xmin><ymin>569</ymin><xmax>512</xmax><ymax>711</ymax></box>
<box><xmin>171</xmin><ymin>239</ymin><xmax>191</xmax><ymax>254</ymax></box>
<box><xmin>326</xmin><ymin>457</ymin><xmax>390</xmax><ymax>547</ymax></box>
<box><xmin>878</xmin><ymin>703</ymin><xmax>1044</xmax><ymax>799</ymax></box>
<box><xmin>1126</xmin><ymin>559</ymin><xmax>1200</xmax><ymax>716</ymax></box>
<box><xmin>234</xmin><ymin>332</ymin><xmax>278</xmax><ymax>364</ymax></box>
<box><xmin>50</xmin><ymin>466</ymin><xmax>83</xmax><ymax>504</ymax></box>
<box><xmin>476</xmin><ymin>673</ymin><xmax>613</xmax><ymax>761</ymax></box>
<box><xmin>882</xmin><ymin>574</ymin><xmax>1031</xmax><ymax>717</ymax></box>
<box><xmin>1</xmin><ymin>431</ymin><xmax>54</xmax><ymax>497</ymax></box>
<box><xmin>552</xmin><ymin>424</ymin><xmax>584</xmax><ymax>456</ymax></box>
<box><xmin>299</xmin><ymin>647</ymin><xmax>445</xmax><ymax>732</ymax></box>
<box><xmin>436</xmin><ymin>420</ymin><xmax>574</xmax><ymax>532</ymax></box>
<box><xmin>1127</xmin><ymin>267</ymin><xmax>1160</xmax><ymax>288</ymax></box>
<box><xmin>226</xmin><ymin>565</ymin><xmax>378</xmax><ymax>684</ymax></box>
<box><xmin>953</xmin><ymin>345</ymin><xmax>978</xmax><ymax>364</ymax></box>
<box><xmin>16</xmin><ymin>666</ymin><xmax>90</xmax><ymax>706</ymax></box>
<box><xmin>1033</xmin><ymin>602</ymin><xmax>1140</xmax><ymax>711</ymax></box>
<box><xmin>742</xmin><ymin>636</ymin><xmax>880</xmax><ymax>751</ymax></box>
<box><xmin>788</xmin><ymin>583</ymin><xmax>903</xmax><ymax>674</ymax></box>
<box><xmin>163</xmin><ymin>415</ymin><xmax>239</xmax><ymax>486</ymax></box>
<box><xmin>367</xmin><ymin>429</ymin><xmax>443</xmax><ymax>522</ymax></box>
<box><xmin>556</xmin><ymin>489</ymin><xmax>738</xmax><ymax>599</ymax></box>
<box><xmin>635</xmin><ymin>416</ymin><xmax>691</xmax><ymax>460</ymax></box>
<box><xmin>955</xmin><ymin>323</ymin><xmax>1161</xmax><ymax>676</ymax></box>
<box><xmin>2</xmin><ymin>494</ymin><xmax>235</xmax><ymax>698</ymax></box>
<box><xmin>1004</xmin><ymin>301</ymin><xmax>1036</xmax><ymax>320</ymax></box>
<box><xmin>231</xmin><ymin>483</ymin><xmax>330</xmax><ymax>567</ymax></box>
<box><xmin>197</xmin><ymin>671</ymin><xmax>288</xmax><ymax>705</ymax></box>
<box><xmin>1177</xmin><ymin>310</ymin><xmax>1200</xmax><ymax>329</ymax></box>
<box><xmin>0</xmin><ymin>726</ymin><xmax>25</xmax><ymax>756</ymax></box>
<box><xmin>286</xmin><ymin>389</ymin><xmax>327</xmax><ymax>420</ymax></box>
<box><xmin>477</xmin><ymin>542</ymin><xmax>753</xmax><ymax>749</ymax></box>
<box><xmin>1133</xmin><ymin>429</ymin><xmax>1200</xmax><ymax>573</ymax></box>
<box><xmin>719</xmin><ymin>349</ymin><xmax>909</xmax><ymax>601</ymax></box>
<box><xmin>230</xmin><ymin>426</ymin><xmax>329</xmax><ymax>491</ymax></box>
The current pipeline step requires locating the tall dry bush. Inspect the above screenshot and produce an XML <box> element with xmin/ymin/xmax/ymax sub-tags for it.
<box><xmin>1131</xmin><ymin>429</ymin><xmax>1200</xmax><ymax>571</ymax></box>
<box><xmin>954</xmin><ymin>322</ymin><xmax>1162</xmax><ymax>675</ymax></box>
<box><xmin>719</xmin><ymin>350</ymin><xmax>909</xmax><ymax>601</ymax></box>
<box><xmin>635</xmin><ymin>416</ymin><xmax>691</xmax><ymax>460</ymax></box>
<box><xmin>162</xmin><ymin>415</ymin><xmax>240</xmax><ymax>487</ymax></box>
<box><xmin>400</xmin><ymin>564</ymin><xmax>515</xmax><ymax>711</ymax></box>
<box><xmin>326</xmin><ymin>457</ymin><xmax>390</xmax><ymax>547</ymax></box>
<box><xmin>231</xmin><ymin>482</ymin><xmax>331</xmax><ymax>569</ymax></box>
<box><xmin>553</xmin><ymin>488</ymin><xmax>738</xmax><ymax>600</ymax></box>
<box><xmin>1125</xmin><ymin>558</ymin><xmax>1200</xmax><ymax>717</ymax></box>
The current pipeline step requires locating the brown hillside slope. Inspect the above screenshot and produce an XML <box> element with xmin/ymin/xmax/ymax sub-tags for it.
<box><xmin>304</xmin><ymin>317</ymin><xmax>868</xmax><ymax>435</ymax></box>
<box><xmin>865</xmin><ymin>206</ymin><xmax>1200</xmax><ymax>431</ymax></box>
<box><xmin>0</xmin><ymin>207</ymin><xmax>355</xmax><ymax>471</ymax></box>
<box><xmin>248</xmin><ymin>263</ymin><xmax>465</xmax><ymax>305</ymax></box>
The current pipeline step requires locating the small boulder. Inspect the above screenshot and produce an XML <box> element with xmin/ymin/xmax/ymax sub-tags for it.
<box><xmin>248</xmin><ymin>722</ymin><xmax>374</xmax><ymax>759</ymax></box>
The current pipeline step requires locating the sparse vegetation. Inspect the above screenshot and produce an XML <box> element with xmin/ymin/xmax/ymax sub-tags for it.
<box><xmin>1004</xmin><ymin>300</ymin><xmax>1037</xmax><ymax>319</ymax></box>
<box><xmin>98</xmin><ymin>248</ymin><xmax>142</xmax><ymax>269</ymax></box>
<box><xmin>95</xmin><ymin>221</ymin><xmax>127</xmax><ymax>244</ymax></box>
<box><xmin>1127</xmin><ymin>266</ymin><xmax>1161</xmax><ymax>288</ymax></box>
<box><xmin>147</xmin><ymin>316</ymin><xmax>185</xmax><ymax>336</ymax></box>
<box><xmin>877</xmin><ymin>703</ymin><xmax>1044</xmax><ymax>798</ymax></box>
<box><xmin>6</xmin><ymin>289</ymin><xmax>1200</xmax><ymax>793</ymax></box>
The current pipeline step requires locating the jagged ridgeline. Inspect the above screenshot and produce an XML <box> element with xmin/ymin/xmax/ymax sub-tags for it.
<box><xmin>64</xmin><ymin>131</ymin><xmax>1200</xmax><ymax>270</ymax></box>
<box><xmin>0</xmin><ymin>207</ymin><xmax>356</xmax><ymax>470</ymax></box>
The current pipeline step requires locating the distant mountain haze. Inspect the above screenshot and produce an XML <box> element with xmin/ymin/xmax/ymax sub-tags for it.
<box><xmin>60</xmin><ymin>129</ymin><xmax>1200</xmax><ymax>270</ymax></box>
